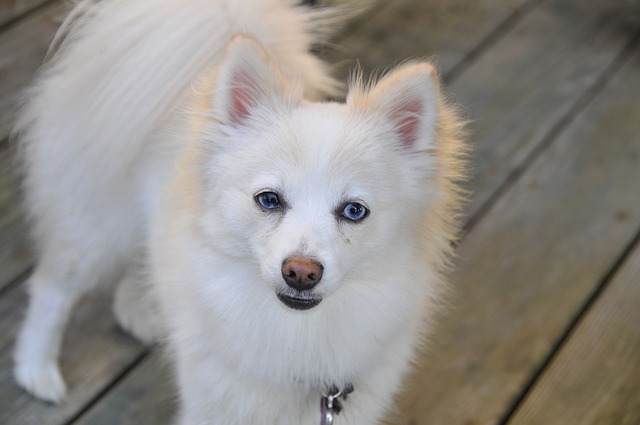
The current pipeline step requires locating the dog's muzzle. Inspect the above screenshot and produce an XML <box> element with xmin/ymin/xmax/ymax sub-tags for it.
<box><xmin>277</xmin><ymin>290</ymin><xmax>322</xmax><ymax>310</ymax></box>
<box><xmin>277</xmin><ymin>257</ymin><xmax>324</xmax><ymax>310</ymax></box>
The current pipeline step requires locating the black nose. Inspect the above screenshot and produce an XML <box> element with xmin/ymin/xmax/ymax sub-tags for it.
<box><xmin>281</xmin><ymin>257</ymin><xmax>324</xmax><ymax>291</ymax></box>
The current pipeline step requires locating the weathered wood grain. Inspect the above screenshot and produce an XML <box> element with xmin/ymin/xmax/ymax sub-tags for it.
<box><xmin>394</xmin><ymin>26</ymin><xmax>640</xmax><ymax>425</ymax></box>
<box><xmin>73</xmin><ymin>351</ymin><xmax>175</xmax><ymax>425</ymax></box>
<box><xmin>324</xmin><ymin>0</ymin><xmax>530</xmax><ymax>82</ymax></box>
<box><xmin>508</xmin><ymin>242</ymin><xmax>640</xmax><ymax>425</ymax></box>
<box><xmin>504</xmin><ymin>47</ymin><xmax>640</xmax><ymax>425</ymax></box>
<box><xmin>0</xmin><ymin>0</ymin><xmax>66</xmax><ymax>142</ymax></box>
<box><xmin>0</xmin><ymin>280</ymin><xmax>145</xmax><ymax>425</ymax></box>
<box><xmin>0</xmin><ymin>0</ymin><xmax>51</xmax><ymax>27</ymax></box>
<box><xmin>449</xmin><ymin>0</ymin><xmax>640</xmax><ymax>221</ymax></box>
<box><xmin>0</xmin><ymin>143</ymin><xmax>31</xmax><ymax>290</ymax></box>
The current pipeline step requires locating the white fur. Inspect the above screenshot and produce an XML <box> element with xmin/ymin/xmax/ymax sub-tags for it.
<box><xmin>14</xmin><ymin>0</ymin><xmax>467</xmax><ymax>423</ymax></box>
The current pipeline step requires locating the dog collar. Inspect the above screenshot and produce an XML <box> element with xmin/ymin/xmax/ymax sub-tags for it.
<box><xmin>319</xmin><ymin>384</ymin><xmax>354</xmax><ymax>425</ymax></box>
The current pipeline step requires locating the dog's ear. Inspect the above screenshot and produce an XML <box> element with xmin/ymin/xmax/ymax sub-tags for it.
<box><xmin>349</xmin><ymin>63</ymin><xmax>439</xmax><ymax>152</ymax></box>
<box><xmin>213</xmin><ymin>36</ymin><xmax>287</xmax><ymax>126</ymax></box>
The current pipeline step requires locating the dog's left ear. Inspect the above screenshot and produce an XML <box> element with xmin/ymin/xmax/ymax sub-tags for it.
<box><xmin>348</xmin><ymin>63</ymin><xmax>439</xmax><ymax>152</ymax></box>
<box><xmin>213</xmin><ymin>35</ymin><xmax>290</xmax><ymax>126</ymax></box>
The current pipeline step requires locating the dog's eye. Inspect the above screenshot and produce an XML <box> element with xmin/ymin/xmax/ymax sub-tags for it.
<box><xmin>340</xmin><ymin>202</ymin><xmax>369</xmax><ymax>222</ymax></box>
<box><xmin>255</xmin><ymin>191</ymin><xmax>282</xmax><ymax>210</ymax></box>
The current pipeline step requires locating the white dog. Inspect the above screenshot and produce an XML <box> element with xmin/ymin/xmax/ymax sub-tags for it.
<box><xmin>13</xmin><ymin>0</ymin><xmax>467</xmax><ymax>424</ymax></box>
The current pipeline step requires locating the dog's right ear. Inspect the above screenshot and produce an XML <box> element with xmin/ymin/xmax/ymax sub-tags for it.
<box><xmin>347</xmin><ymin>62</ymin><xmax>440</xmax><ymax>153</ymax></box>
<box><xmin>213</xmin><ymin>36</ymin><xmax>289</xmax><ymax>126</ymax></box>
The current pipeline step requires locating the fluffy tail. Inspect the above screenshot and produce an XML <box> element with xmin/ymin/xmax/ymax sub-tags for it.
<box><xmin>13</xmin><ymin>0</ymin><xmax>368</xmax><ymax>264</ymax></box>
<box><xmin>16</xmin><ymin>0</ymin><xmax>366</xmax><ymax>175</ymax></box>
<box><xmin>302</xmin><ymin>0</ymin><xmax>373</xmax><ymax>47</ymax></box>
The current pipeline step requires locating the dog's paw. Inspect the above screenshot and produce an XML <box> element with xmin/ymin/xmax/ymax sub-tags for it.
<box><xmin>14</xmin><ymin>359</ymin><xmax>67</xmax><ymax>403</ymax></box>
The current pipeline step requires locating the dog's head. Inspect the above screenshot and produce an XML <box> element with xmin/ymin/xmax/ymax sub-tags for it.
<box><xmin>194</xmin><ymin>36</ymin><xmax>453</xmax><ymax>313</ymax></box>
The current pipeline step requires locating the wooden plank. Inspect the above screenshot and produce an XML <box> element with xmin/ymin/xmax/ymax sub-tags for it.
<box><xmin>324</xmin><ymin>0</ymin><xmax>531</xmax><ymax>82</ymax></box>
<box><xmin>0</xmin><ymin>1</ymin><xmax>66</xmax><ymax>286</ymax></box>
<box><xmin>449</xmin><ymin>0</ymin><xmax>640</xmax><ymax>221</ymax></box>
<box><xmin>0</xmin><ymin>0</ymin><xmax>66</xmax><ymax>142</ymax></box>
<box><xmin>0</xmin><ymin>279</ymin><xmax>145</xmax><ymax>425</ymax></box>
<box><xmin>73</xmin><ymin>351</ymin><xmax>175</xmax><ymax>425</ymax></box>
<box><xmin>508</xmin><ymin>240</ymin><xmax>640</xmax><ymax>425</ymax></box>
<box><xmin>0</xmin><ymin>142</ymin><xmax>32</xmax><ymax>290</ymax></box>
<box><xmin>394</xmin><ymin>26</ymin><xmax>640</xmax><ymax>425</ymax></box>
<box><xmin>0</xmin><ymin>0</ymin><xmax>52</xmax><ymax>27</ymax></box>
<box><xmin>505</xmin><ymin>48</ymin><xmax>640</xmax><ymax>425</ymax></box>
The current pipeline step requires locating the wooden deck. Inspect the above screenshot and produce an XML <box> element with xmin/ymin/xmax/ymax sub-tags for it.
<box><xmin>1</xmin><ymin>0</ymin><xmax>639</xmax><ymax>424</ymax></box>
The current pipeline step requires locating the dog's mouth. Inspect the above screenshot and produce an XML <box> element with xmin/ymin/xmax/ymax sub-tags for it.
<box><xmin>277</xmin><ymin>291</ymin><xmax>322</xmax><ymax>311</ymax></box>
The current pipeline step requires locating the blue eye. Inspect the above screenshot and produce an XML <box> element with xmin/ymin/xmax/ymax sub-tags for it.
<box><xmin>340</xmin><ymin>202</ymin><xmax>369</xmax><ymax>222</ymax></box>
<box><xmin>255</xmin><ymin>191</ymin><xmax>282</xmax><ymax>210</ymax></box>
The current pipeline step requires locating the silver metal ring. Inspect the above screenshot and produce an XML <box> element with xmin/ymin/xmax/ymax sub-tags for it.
<box><xmin>321</xmin><ymin>388</ymin><xmax>342</xmax><ymax>399</ymax></box>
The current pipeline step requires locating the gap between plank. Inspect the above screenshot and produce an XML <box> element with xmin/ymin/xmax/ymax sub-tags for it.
<box><xmin>0</xmin><ymin>264</ymin><xmax>33</xmax><ymax>298</ymax></box>
<box><xmin>498</xmin><ymin>222</ymin><xmax>640</xmax><ymax>425</ymax></box>
<box><xmin>443</xmin><ymin>0</ymin><xmax>544</xmax><ymax>84</ymax></box>
<box><xmin>65</xmin><ymin>349</ymin><xmax>152</xmax><ymax>425</ymax></box>
<box><xmin>0</xmin><ymin>0</ymin><xmax>62</xmax><ymax>33</ymax></box>
<box><xmin>463</xmin><ymin>28</ymin><xmax>640</xmax><ymax>235</ymax></box>
<box><xmin>0</xmin><ymin>262</ymin><xmax>151</xmax><ymax>425</ymax></box>
<box><xmin>495</xmin><ymin>31</ymin><xmax>640</xmax><ymax>425</ymax></box>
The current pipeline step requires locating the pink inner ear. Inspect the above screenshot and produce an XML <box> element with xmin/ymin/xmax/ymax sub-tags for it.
<box><xmin>396</xmin><ymin>101</ymin><xmax>423</xmax><ymax>149</ymax></box>
<box><xmin>229</xmin><ymin>71</ymin><xmax>255</xmax><ymax>124</ymax></box>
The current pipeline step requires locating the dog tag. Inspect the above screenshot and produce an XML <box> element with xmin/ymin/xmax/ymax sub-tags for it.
<box><xmin>319</xmin><ymin>384</ymin><xmax>352</xmax><ymax>425</ymax></box>
<box><xmin>320</xmin><ymin>393</ymin><xmax>336</xmax><ymax>425</ymax></box>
